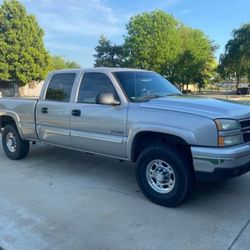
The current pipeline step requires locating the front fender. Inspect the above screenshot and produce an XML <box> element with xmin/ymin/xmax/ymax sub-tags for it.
<box><xmin>126</xmin><ymin>123</ymin><xmax>196</xmax><ymax>160</ymax></box>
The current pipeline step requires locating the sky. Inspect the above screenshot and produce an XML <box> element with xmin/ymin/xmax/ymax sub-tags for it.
<box><xmin>3</xmin><ymin>0</ymin><xmax>250</xmax><ymax>67</ymax></box>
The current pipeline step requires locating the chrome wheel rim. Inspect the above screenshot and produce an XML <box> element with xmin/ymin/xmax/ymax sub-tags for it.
<box><xmin>6</xmin><ymin>132</ymin><xmax>17</xmax><ymax>153</ymax></box>
<box><xmin>146</xmin><ymin>159</ymin><xmax>176</xmax><ymax>194</ymax></box>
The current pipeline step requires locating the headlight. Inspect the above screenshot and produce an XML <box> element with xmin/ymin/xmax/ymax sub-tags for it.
<box><xmin>218</xmin><ymin>135</ymin><xmax>242</xmax><ymax>147</ymax></box>
<box><xmin>215</xmin><ymin>119</ymin><xmax>240</xmax><ymax>131</ymax></box>
<box><xmin>215</xmin><ymin>119</ymin><xmax>242</xmax><ymax>147</ymax></box>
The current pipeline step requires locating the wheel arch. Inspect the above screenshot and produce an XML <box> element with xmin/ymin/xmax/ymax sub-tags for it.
<box><xmin>0</xmin><ymin>111</ymin><xmax>24</xmax><ymax>139</ymax></box>
<box><xmin>130</xmin><ymin>130</ymin><xmax>193</xmax><ymax>168</ymax></box>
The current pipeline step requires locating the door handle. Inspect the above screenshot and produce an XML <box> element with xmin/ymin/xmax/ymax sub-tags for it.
<box><xmin>72</xmin><ymin>109</ymin><xmax>81</xmax><ymax>117</ymax></box>
<box><xmin>41</xmin><ymin>107</ymin><xmax>48</xmax><ymax>114</ymax></box>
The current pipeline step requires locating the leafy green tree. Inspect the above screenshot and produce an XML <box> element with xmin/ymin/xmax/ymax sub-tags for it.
<box><xmin>93</xmin><ymin>10</ymin><xmax>216</xmax><ymax>90</ymax></box>
<box><xmin>124</xmin><ymin>11</ymin><xmax>215</xmax><ymax>90</ymax></box>
<box><xmin>219</xmin><ymin>23</ymin><xmax>250</xmax><ymax>87</ymax></box>
<box><xmin>50</xmin><ymin>55</ymin><xmax>80</xmax><ymax>71</ymax></box>
<box><xmin>66</xmin><ymin>60</ymin><xmax>81</xmax><ymax>69</ymax></box>
<box><xmin>171</xmin><ymin>27</ymin><xmax>216</xmax><ymax>91</ymax></box>
<box><xmin>0</xmin><ymin>0</ymin><xmax>50</xmax><ymax>86</ymax></box>
<box><xmin>94</xmin><ymin>35</ymin><xmax>125</xmax><ymax>67</ymax></box>
<box><xmin>124</xmin><ymin>10</ymin><xmax>182</xmax><ymax>74</ymax></box>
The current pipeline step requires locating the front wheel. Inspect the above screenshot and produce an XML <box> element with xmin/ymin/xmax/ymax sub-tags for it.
<box><xmin>136</xmin><ymin>146</ymin><xmax>194</xmax><ymax>207</ymax></box>
<box><xmin>2</xmin><ymin>124</ymin><xmax>30</xmax><ymax>160</ymax></box>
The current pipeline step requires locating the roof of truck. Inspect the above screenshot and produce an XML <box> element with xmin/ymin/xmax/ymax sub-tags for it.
<box><xmin>50</xmin><ymin>67</ymin><xmax>151</xmax><ymax>74</ymax></box>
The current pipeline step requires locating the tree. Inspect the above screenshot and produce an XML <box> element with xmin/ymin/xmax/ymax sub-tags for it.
<box><xmin>171</xmin><ymin>27</ymin><xmax>217</xmax><ymax>91</ymax></box>
<box><xmin>219</xmin><ymin>23</ymin><xmax>250</xmax><ymax>88</ymax></box>
<box><xmin>50</xmin><ymin>55</ymin><xmax>80</xmax><ymax>71</ymax></box>
<box><xmin>124</xmin><ymin>10</ymin><xmax>182</xmax><ymax>74</ymax></box>
<box><xmin>93</xmin><ymin>10</ymin><xmax>216</xmax><ymax>90</ymax></box>
<box><xmin>123</xmin><ymin>11</ymin><xmax>216</xmax><ymax>90</ymax></box>
<box><xmin>0</xmin><ymin>0</ymin><xmax>50</xmax><ymax>86</ymax></box>
<box><xmin>94</xmin><ymin>35</ymin><xmax>125</xmax><ymax>67</ymax></box>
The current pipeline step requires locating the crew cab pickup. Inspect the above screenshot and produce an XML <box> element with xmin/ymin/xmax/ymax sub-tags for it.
<box><xmin>1</xmin><ymin>68</ymin><xmax>250</xmax><ymax>207</ymax></box>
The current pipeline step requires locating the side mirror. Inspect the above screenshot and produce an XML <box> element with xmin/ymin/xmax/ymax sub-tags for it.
<box><xmin>96</xmin><ymin>93</ymin><xmax>120</xmax><ymax>106</ymax></box>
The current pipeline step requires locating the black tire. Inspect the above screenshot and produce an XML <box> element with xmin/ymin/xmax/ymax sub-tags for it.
<box><xmin>2</xmin><ymin>124</ymin><xmax>30</xmax><ymax>160</ymax></box>
<box><xmin>136</xmin><ymin>146</ymin><xmax>194</xmax><ymax>207</ymax></box>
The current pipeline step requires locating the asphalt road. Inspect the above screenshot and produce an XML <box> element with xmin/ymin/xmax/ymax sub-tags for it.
<box><xmin>0</xmin><ymin>137</ymin><xmax>249</xmax><ymax>250</ymax></box>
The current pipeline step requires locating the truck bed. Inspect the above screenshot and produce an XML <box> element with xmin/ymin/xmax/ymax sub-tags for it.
<box><xmin>0</xmin><ymin>97</ymin><xmax>39</xmax><ymax>140</ymax></box>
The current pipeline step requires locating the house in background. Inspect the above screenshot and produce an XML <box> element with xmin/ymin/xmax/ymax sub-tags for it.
<box><xmin>0</xmin><ymin>80</ymin><xmax>44</xmax><ymax>97</ymax></box>
<box><xmin>19</xmin><ymin>81</ymin><xmax>44</xmax><ymax>97</ymax></box>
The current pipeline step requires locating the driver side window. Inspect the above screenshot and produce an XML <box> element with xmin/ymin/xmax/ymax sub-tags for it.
<box><xmin>77</xmin><ymin>73</ymin><xmax>119</xmax><ymax>104</ymax></box>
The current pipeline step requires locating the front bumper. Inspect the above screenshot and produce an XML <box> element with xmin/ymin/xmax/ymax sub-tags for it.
<box><xmin>191</xmin><ymin>144</ymin><xmax>250</xmax><ymax>181</ymax></box>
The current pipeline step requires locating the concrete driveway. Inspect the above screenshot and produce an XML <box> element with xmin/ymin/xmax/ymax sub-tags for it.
<box><xmin>0</xmin><ymin>138</ymin><xmax>249</xmax><ymax>250</ymax></box>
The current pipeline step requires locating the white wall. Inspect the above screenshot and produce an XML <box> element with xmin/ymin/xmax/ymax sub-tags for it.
<box><xmin>19</xmin><ymin>81</ymin><xmax>44</xmax><ymax>97</ymax></box>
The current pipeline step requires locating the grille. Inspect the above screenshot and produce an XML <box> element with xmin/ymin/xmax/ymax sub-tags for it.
<box><xmin>240</xmin><ymin>119</ymin><xmax>250</xmax><ymax>129</ymax></box>
<box><xmin>243</xmin><ymin>132</ymin><xmax>250</xmax><ymax>143</ymax></box>
<box><xmin>240</xmin><ymin>118</ymin><xmax>250</xmax><ymax>143</ymax></box>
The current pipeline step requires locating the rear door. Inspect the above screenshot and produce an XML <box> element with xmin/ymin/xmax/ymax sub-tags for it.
<box><xmin>70</xmin><ymin>72</ymin><xmax>128</xmax><ymax>158</ymax></box>
<box><xmin>36</xmin><ymin>72</ymin><xmax>77</xmax><ymax>146</ymax></box>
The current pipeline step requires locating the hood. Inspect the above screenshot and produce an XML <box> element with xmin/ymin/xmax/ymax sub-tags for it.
<box><xmin>139</xmin><ymin>95</ymin><xmax>250</xmax><ymax>119</ymax></box>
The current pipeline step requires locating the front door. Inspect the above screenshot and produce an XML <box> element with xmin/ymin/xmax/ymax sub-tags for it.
<box><xmin>70</xmin><ymin>72</ymin><xmax>127</xmax><ymax>158</ymax></box>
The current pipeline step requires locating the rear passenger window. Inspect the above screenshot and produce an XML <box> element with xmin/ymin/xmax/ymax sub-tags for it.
<box><xmin>78</xmin><ymin>73</ymin><xmax>118</xmax><ymax>104</ymax></box>
<box><xmin>46</xmin><ymin>73</ymin><xmax>76</xmax><ymax>102</ymax></box>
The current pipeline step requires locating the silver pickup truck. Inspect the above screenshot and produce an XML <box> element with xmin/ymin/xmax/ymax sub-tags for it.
<box><xmin>1</xmin><ymin>68</ymin><xmax>250</xmax><ymax>207</ymax></box>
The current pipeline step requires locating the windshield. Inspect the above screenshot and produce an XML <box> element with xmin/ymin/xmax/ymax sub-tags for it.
<box><xmin>113</xmin><ymin>71</ymin><xmax>181</xmax><ymax>102</ymax></box>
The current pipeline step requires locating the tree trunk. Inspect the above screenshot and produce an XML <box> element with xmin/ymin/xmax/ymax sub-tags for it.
<box><xmin>236</xmin><ymin>73</ymin><xmax>240</xmax><ymax>90</ymax></box>
<box><xmin>180</xmin><ymin>84</ymin><xmax>184</xmax><ymax>92</ymax></box>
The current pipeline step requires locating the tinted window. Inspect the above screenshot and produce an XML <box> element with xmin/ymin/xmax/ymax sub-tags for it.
<box><xmin>46</xmin><ymin>73</ymin><xmax>76</xmax><ymax>102</ymax></box>
<box><xmin>113</xmin><ymin>71</ymin><xmax>181</xmax><ymax>102</ymax></box>
<box><xmin>78</xmin><ymin>73</ymin><xmax>118</xmax><ymax>103</ymax></box>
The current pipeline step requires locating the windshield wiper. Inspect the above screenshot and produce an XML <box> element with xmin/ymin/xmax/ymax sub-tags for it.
<box><xmin>165</xmin><ymin>93</ymin><xmax>183</xmax><ymax>96</ymax></box>
<box><xmin>135</xmin><ymin>94</ymin><xmax>161</xmax><ymax>102</ymax></box>
<box><xmin>134</xmin><ymin>93</ymin><xmax>183</xmax><ymax>102</ymax></box>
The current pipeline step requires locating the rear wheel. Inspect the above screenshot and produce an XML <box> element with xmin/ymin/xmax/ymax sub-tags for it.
<box><xmin>136</xmin><ymin>146</ymin><xmax>194</xmax><ymax>207</ymax></box>
<box><xmin>2</xmin><ymin>124</ymin><xmax>30</xmax><ymax>160</ymax></box>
